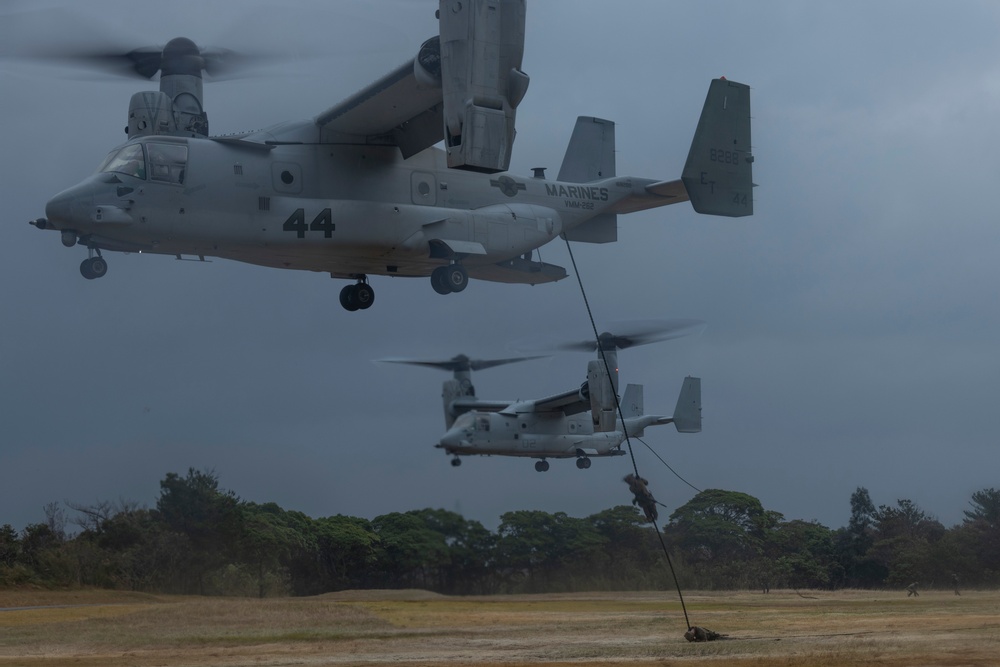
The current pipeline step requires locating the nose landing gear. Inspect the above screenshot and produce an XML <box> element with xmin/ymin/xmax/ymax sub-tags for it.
<box><xmin>534</xmin><ymin>459</ymin><xmax>550</xmax><ymax>472</ymax></box>
<box><xmin>80</xmin><ymin>248</ymin><xmax>108</xmax><ymax>280</ymax></box>
<box><xmin>339</xmin><ymin>275</ymin><xmax>375</xmax><ymax>311</ymax></box>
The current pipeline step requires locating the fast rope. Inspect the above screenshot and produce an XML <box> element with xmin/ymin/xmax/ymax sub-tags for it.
<box><xmin>563</xmin><ymin>237</ymin><xmax>693</xmax><ymax>632</ymax></box>
<box><xmin>635</xmin><ymin>435</ymin><xmax>702</xmax><ymax>494</ymax></box>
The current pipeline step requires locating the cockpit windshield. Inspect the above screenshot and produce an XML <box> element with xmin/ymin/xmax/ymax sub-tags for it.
<box><xmin>453</xmin><ymin>413</ymin><xmax>475</xmax><ymax>430</ymax></box>
<box><xmin>97</xmin><ymin>144</ymin><xmax>146</xmax><ymax>179</ymax></box>
<box><xmin>96</xmin><ymin>141</ymin><xmax>188</xmax><ymax>184</ymax></box>
<box><xmin>147</xmin><ymin>142</ymin><xmax>188</xmax><ymax>185</ymax></box>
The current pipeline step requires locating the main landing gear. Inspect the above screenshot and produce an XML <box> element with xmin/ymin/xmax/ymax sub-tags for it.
<box><xmin>575</xmin><ymin>456</ymin><xmax>592</xmax><ymax>469</ymax></box>
<box><xmin>450</xmin><ymin>457</ymin><xmax>462</xmax><ymax>467</ymax></box>
<box><xmin>430</xmin><ymin>263</ymin><xmax>468</xmax><ymax>295</ymax></box>
<box><xmin>80</xmin><ymin>248</ymin><xmax>108</xmax><ymax>280</ymax></box>
<box><xmin>339</xmin><ymin>276</ymin><xmax>375</xmax><ymax>312</ymax></box>
<box><xmin>534</xmin><ymin>459</ymin><xmax>550</xmax><ymax>472</ymax></box>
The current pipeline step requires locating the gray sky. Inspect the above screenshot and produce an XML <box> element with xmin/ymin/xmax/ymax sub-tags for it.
<box><xmin>2</xmin><ymin>0</ymin><xmax>998</xmax><ymax>533</ymax></box>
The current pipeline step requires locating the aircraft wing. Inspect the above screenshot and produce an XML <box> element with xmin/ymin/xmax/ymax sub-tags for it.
<box><xmin>499</xmin><ymin>387</ymin><xmax>589</xmax><ymax>416</ymax></box>
<box><xmin>314</xmin><ymin>46</ymin><xmax>444</xmax><ymax>159</ymax></box>
<box><xmin>450</xmin><ymin>397</ymin><xmax>512</xmax><ymax>417</ymax></box>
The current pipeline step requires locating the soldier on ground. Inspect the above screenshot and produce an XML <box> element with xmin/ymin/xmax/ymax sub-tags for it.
<box><xmin>685</xmin><ymin>626</ymin><xmax>726</xmax><ymax>642</ymax></box>
<box><xmin>906</xmin><ymin>581</ymin><xmax>919</xmax><ymax>597</ymax></box>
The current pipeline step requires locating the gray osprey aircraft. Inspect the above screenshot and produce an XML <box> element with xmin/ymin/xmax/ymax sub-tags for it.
<box><xmin>27</xmin><ymin>0</ymin><xmax>754</xmax><ymax>311</ymax></box>
<box><xmin>382</xmin><ymin>320</ymin><xmax>703</xmax><ymax>471</ymax></box>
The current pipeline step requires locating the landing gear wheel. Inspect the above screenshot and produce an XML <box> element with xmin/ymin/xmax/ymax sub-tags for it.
<box><xmin>431</xmin><ymin>266</ymin><xmax>452</xmax><ymax>295</ymax></box>
<box><xmin>575</xmin><ymin>457</ymin><xmax>592</xmax><ymax>470</ymax></box>
<box><xmin>80</xmin><ymin>256</ymin><xmax>108</xmax><ymax>280</ymax></box>
<box><xmin>450</xmin><ymin>457</ymin><xmax>462</xmax><ymax>467</ymax></box>
<box><xmin>534</xmin><ymin>460</ymin><xmax>550</xmax><ymax>472</ymax></box>
<box><xmin>340</xmin><ymin>276</ymin><xmax>375</xmax><ymax>312</ymax></box>
<box><xmin>354</xmin><ymin>283</ymin><xmax>375</xmax><ymax>310</ymax></box>
<box><xmin>339</xmin><ymin>284</ymin><xmax>360</xmax><ymax>311</ymax></box>
<box><xmin>446</xmin><ymin>264</ymin><xmax>468</xmax><ymax>293</ymax></box>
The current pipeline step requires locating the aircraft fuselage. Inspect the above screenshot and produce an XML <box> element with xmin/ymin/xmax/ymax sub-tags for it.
<box><xmin>437</xmin><ymin>410</ymin><xmax>627</xmax><ymax>459</ymax></box>
<box><xmin>42</xmin><ymin>135</ymin><xmax>646</xmax><ymax>284</ymax></box>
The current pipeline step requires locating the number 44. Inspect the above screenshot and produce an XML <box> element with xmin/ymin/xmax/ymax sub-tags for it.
<box><xmin>282</xmin><ymin>208</ymin><xmax>335</xmax><ymax>238</ymax></box>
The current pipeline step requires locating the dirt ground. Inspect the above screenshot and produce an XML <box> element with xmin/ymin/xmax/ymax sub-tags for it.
<box><xmin>1</xmin><ymin>588</ymin><xmax>998</xmax><ymax>666</ymax></box>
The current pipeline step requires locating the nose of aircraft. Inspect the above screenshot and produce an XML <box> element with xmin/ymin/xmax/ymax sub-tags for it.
<box><xmin>439</xmin><ymin>427</ymin><xmax>466</xmax><ymax>450</ymax></box>
<box><xmin>45</xmin><ymin>183</ymin><xmax>92</xmax><ymax>227</ymax></box>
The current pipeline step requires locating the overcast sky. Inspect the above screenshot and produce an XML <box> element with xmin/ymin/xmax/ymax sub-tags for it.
<box><xmin>2</xmin><ymin>0</ymin><xmax>998</xmax><ymax>534</ymax></box>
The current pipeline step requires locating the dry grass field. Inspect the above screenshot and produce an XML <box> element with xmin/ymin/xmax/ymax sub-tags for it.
<box><xmin>1</xmin><ymin>588</ymin><xmax>998</xmax><ymax>666</ymax></box>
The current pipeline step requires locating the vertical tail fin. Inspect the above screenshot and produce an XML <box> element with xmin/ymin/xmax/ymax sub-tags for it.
<box><xmin>621</xmin><ymin>383</ymin><xmax>647</xmax><ymax>436</ymax></box>
<box><xmin>682</xmin><ymin>78</ymin><xmax>754</xmax><ymax>217</ymax></box>
<box><xmin>622</xmin><ymin>384</ymin><xmax>644</xmax><ymax>419</ymax></box>
<box><xmin>558</xmin><ymin>116</ymin><xmax>616</xmax><ymax>182</ymax></box>
<box><xmin>559</xmin><ymin>116</ymin><xmax>618</xmax><ymax>243</ymax></box>
<box><xmin>672</xmin><ymin>376</ymin><xmax>702</xmax><ymax>433</ymax></box>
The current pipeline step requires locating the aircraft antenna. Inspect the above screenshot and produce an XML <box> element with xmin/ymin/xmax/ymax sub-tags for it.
<box><xmin>562</xmin><ymin>236</ymin><xmax>695</xmax><ymax>634</ymax></box>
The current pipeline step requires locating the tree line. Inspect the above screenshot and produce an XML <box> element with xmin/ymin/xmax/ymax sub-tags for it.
<box><xmin>1</xmin><ymin>469</ymin><xmax>998</xmax><ymax>596</ymax></box>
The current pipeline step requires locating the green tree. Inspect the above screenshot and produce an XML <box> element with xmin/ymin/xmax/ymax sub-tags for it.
<box><xmin>588</xmin><ymin>505</ymin><xmax>659</xmax><ymax>589</ymax></box>
<box><xmin>406</xmin><ymin>508</ymin><xmax>496</xmax><ymax>594</ymax></box>
<box><xmin>848</xmin><ymin>487</ymin><xmax>876</xmax><ymax>536</ymax></box>
<box><xmin>668</xmin><ymin>489</ymin><xmax>779</xmax><ymax>563</ymax></box>
<box><xmin>0</xmin><ymin>524</ymin><xmax>18</xmax><ymax>567</ymax></box>
<box><xmin>310</xmin><ymin>514</ymin><xmax>379</xmax><ymax>592</ymax></box>
<box><xmin>961</xmin><ymin>488</ymin><xmax>1000</xmax><ymax>579</ymax></box>
<box><xmin>496</xmin><ymin>510</ymin><xmax>604</xmax><ymax>592</ymax></box>
<box><xmin>155</xmin><ymin>469</ymin><xmax>243</xmax><ymax>593</ymax></box>
<box><xmin>0</xmin><ymin>524</ymin><xmax>28</xmax><ymax>586</ymax></box>
<box><xmin>766</xmin><ymin>519</ymin><xmax>840</xmax><ymax>589</ymax></box>
<box><xmin>19</xmin><ymin>522</ymin><xmax>74</xmax><ymax>585</ymax></box>
<box><xmin>371</xmin><ymin>512</ymin><xmax>449</xmax><ymax>589</ymax></box>
<box><xmin>239</xmin><ymin>503</ymin><xmax>308</xmax><ymax>597</ymax></box>
<box><xmin>868</xmin><ymin>498</ymin><xmax>943</xmax><ymax>587</ymax></box>
<box><xmin>964</xmin><ymin>488</ymin><xmax>1000</xmax><ymax>527</ymax></box>
<box><xmin>834</xmin><ymin>486</ymin><xmax>886</xmax><ymax>588</ymax></box>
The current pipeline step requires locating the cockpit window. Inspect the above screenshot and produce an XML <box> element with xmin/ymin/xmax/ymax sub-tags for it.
<box><xmin>148</xmin><ymin>142</ymin><xmax>188</xmax><ymax>185</ymax></box>
<box><xmin>98</xmin><ymin>144</ymin><xmax>146</xmax><ymax>180</ymax></box>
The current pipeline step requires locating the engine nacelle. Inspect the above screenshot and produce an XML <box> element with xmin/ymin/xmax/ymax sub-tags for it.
<box><xmin>587</xmin><ymin>360</ymin><xmax>617</xmax><ymax>432</ymax></box>
<box><xmin>127</xmin><ymin>91</ymin><xmax>177</xmax><ymax>138</ymax></box>
<box><xmin>442</xmin><ymin>377</ymin><xmax>474</xmax><ymax>429</ymax></box>
<box><xmin>438</xmin><ymin>0</ymin><xmax>528</xmax><ymax>173</ymax></box>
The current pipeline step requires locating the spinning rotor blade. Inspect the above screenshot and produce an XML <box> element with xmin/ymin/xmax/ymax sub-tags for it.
<box><xmin>23</xmin><ymin>39</ymin><xmax>269</xmax><ymax>80</ymax></box>
<box><xmin>0</xmin><ymin>10</ymin><xmax>276</xmax><ymax>80</ymax></box>
<box><xmin>520</xmin><ymin>319</ymin><xmax>706</xmax><ymax>353</ymax></box>
<box><xmin>379</xmin><ymin>354</ymin><xmax>545</xmax><ymax>374</ymax></box>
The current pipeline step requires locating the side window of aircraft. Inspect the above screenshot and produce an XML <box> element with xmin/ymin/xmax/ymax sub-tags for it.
<box><xmin>476</xmin><ymin>416</ymin><xmax>490</xmax><ymax>432</ymax></box>
<box><xmin>97</xmin><ymin>144</ymin><xmax>146</xmax><ymax>180</ymax></box>
<box><xmin>147</xmin><ymin>143</ymin><xmax>189</xmax><ymax>185</ymax></box>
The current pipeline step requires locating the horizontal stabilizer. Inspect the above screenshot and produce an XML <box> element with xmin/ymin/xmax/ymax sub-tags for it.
<box><xmin>682</xmin><ymin>78</ymin><xmax>753</xmax><ymax>217</ymax></box>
